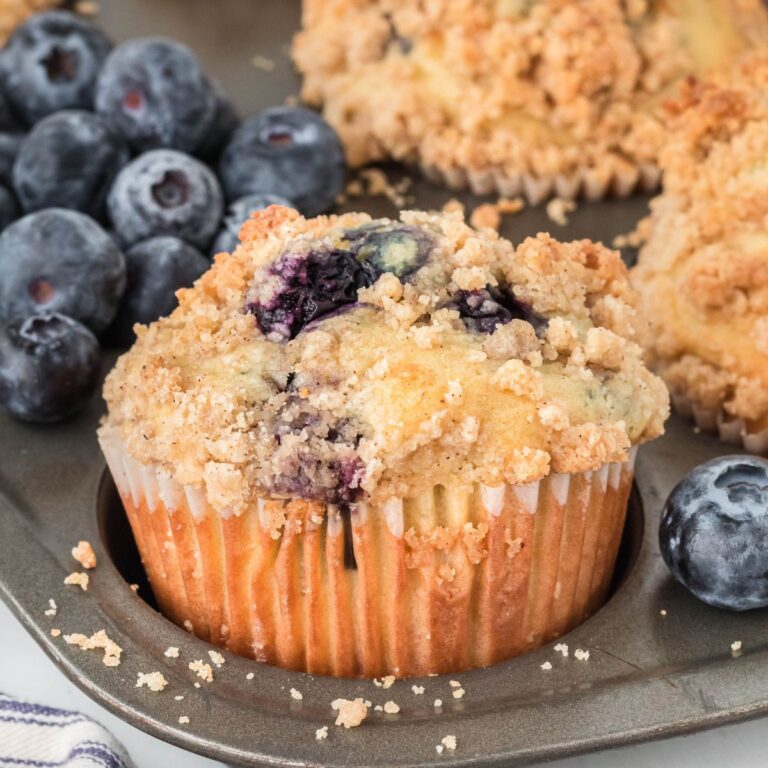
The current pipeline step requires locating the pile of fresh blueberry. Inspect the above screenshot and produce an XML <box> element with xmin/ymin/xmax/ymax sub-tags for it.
<box><xmin>0</xmin><ymin>10</ymin><xmax>345</xmax><ymax>424</ymax></box>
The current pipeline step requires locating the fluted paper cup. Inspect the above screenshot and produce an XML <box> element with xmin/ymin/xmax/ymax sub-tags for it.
<box><xmin>100</xmin><ymin>431</ymin><xmax>637</xmax><ymax>678</ymax></box>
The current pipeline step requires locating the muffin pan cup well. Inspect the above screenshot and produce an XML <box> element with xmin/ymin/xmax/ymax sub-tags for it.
<box><xmin>5</xmin><ymin>1</ymin><xmax>768</xmax><ymax>765</ymax></box>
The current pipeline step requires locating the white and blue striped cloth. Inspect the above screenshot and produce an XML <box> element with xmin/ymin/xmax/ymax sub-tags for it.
<box><xmin>0</xmin><ymin>694</ymin><xmax>135</xmax><ymax>768</ymax></box>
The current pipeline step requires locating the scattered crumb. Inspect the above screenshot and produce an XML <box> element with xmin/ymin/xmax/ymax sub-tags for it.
<box><xmin>731</xmin><ymin>641</ymin><xmax>743</xmax><ymax>656</ymax></box>
<box><xmin>574</xmin><ymin>649</ymin><xmax>590</xmax><ymax>661</ymax></box>
<box><xmin>380</xmin><ymin>675</ymin><xmax>395</xmax><ymax>689</ymax></box>
<box><xmin>442</xmin><ymin>198</ymin><xmax>464</xmax><ymax>215</ymax></box>
<box><xmin>692</xmin><ymin>427</ymin><xmax>701</xmax><ymax>435</ymax></box>
<box><xmin>383</xmin><ymin>701</ymin><xmax>400</xmax><ymax>714</ymax></box>
<box><xmin>252</xmin><ymin>54</ymin><xmax>276</xmax><ymax>72</ymax></box>
<box><xmin>178</xmin><ymin>716</ymin><xmax>189</xmax><ymax>725</ymax></box>
<box><xmin>174</xmin><ymin>695</ymin><xmax>184</xmax><ymax>701</ymax></box>
<box><xmin>554</xmin><ymin>643</ymin><xmax>569</xmax><ymax>657</ymax></box>
<box><xmin>374</xmin><ymin>704</ymin><xmax>383</xmax><ymax>712</ymax></box>
<box><xmin>452</xmin><ymin>688</ymin><xmax>465</xmax><ymax>699</ymax></box>
<box><xmin>449</xmin><ymin>680</ymin><xmax>461</xmax><ymax>688</ymax></box>
<box><xmin>441</xmin><ymin>735</ymin><xmax>457</xmax><ymax>751</ymax></box>
<box><xmin>74</xmin><ymin>0</ymin><xmax>99</xmax><ymax>15</ymax></box>
<box><xmin>331</xmin><ymin>698</ymin><xmax>369</xmax><ymax>728</ymax></box>
<box><xmin>208</xmin><ymin>650</ymin><xmax>225</xmax><ymax>668</ymax></box>
<box><xmin>612</xmin><ymin>227</ymin><xmax>645</xmax><ymax>250</ymax></box>
<box><xmin>164</xmin><ymin>646</ymin><xmax>180</xmax><ymax>659</ymax></box>
<box><xmin>470</xmin><ymin>203</ymin><xmax>500</xmax><ymax>231</ymax></box>
<box><xmin>188</xmin><ymin>659</ymin><xmax>213</xmax><ymax>683</ymax></box>
<box><xmin>135</xmin><ymin>672</ymin><xmax>168</xmax><ymax>692</ymax></box>
<box><xmin>345</xmin><ymin>168</ymin><xmax>412</xmax><ymax>208</ymax></box>
<box><xmin>50</xmin><ymin>628</ymin><xmax>61</xmax><ymax>638</ymax></box>
<box><xmin>315</xmin><ymin>726</ymin><xmax>328</xmax><ymax>741</ymax></box>
<box><xmin>193</xmin><ymin>682</ymin><xmax>201</xmax><ymax>689</ymax></box>
<box><xmin>64</xmin><ymin>630</ymin><xmax>122</xmax><ymax>667</ymax></box>
<box><xmin>545</xmin><ymin>197</ymin><xmax>576</xmax><ymax>226</ymax></box>
<box><xmin>183</xmin><ymin>620</ymin><xmax>193</xmax><ymax>632</ymax></box>
<box><xmin>540</xmin><ymin>661</ymin><xmax>553</xmax><ymax>671</ymax></box>
<box><xmin>246</xmin><ymin>672</ymin><xmax>254</xmax><ymax>680</ymax></box>
<box><xmin>290</xmin><ymin>688</ymin><xmax>303</xmax><ymax>701</ymax></box>
<box><xmin>64</xmin><ymin>572</ymin><xmax>89</xmax><ymax>591</ymax></box>
<box><xmin>44</xmin><ymin>599</ymin><xmax>57</xmax><ymax>617</ymax></box>
<box><xmin>284</xmin><ymin>94</ymin><xmax>300</xmax><ymax>107</ymax></box>
<box><xmin>412</xmin><ymin>685</ymin><xmax>425</xmax><ymax>695</ymax></box>
<box><xmin>129</xmin><ymin>584</ymin><xmax>139</xmax><ymax>592</ymax></box>
<box><xmin>497</xmin><ymin>197</ymin><xmax>525</xmax><ymax>214</ymax></box>
<box><xmin>660</xmin><ymin>609</ymin><xmax>667</xmax><ymax>616</ymax></box>
<box><xmin>71</xmin><ymin>540</ymin><xmax>97</xmax><ymax>569</ymax></box>
<box><xmin>434</xmin><ymin>699</ymin><xmax>443</xmax><ymax>708</ymax></box>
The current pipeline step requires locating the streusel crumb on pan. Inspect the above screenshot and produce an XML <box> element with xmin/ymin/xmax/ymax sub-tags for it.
<box><xmin>99</xmin><ymin>206</ymin><xmax>668</xmax><ymax>677</ymax></box>
<box><xmin>633</xmin><ymin>53</ymin><xmax>768</xmax><ymax>451</ymax></box>
<box><xmin>293</xmin><ymin>0</ymin><xmax>768</xmax><ymax>202</ymax></box>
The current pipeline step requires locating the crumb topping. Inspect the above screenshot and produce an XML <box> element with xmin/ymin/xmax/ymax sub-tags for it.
<box><xmin>64</xmin><ymin>630</ymin><xmax>122</xmax><ymax>667</ymax></box>
<box><xmin>64</xmin><ymin>572</ymin><xmax>89</xmax><ymax>591</ymax></box>
<box><xmin>633</xmin><ymin>54</ymin><xmax>768</xmax><ymax>430</ymax></box>
<box><xmin>189</xmin><ymin>659</ymin><xmax>214</xmax><ymax>682</ymax></box>
<box><xmin>164</xmin><ymin>646</ymin><xmax>180</xmax><ymax>658</ymax></box>
<box><xmin>101</xmin><ymin>207</ymin><xmax>667</xmax><ymax>514</ymax></box>
<box><xmin>71</xmin><ymin>540</ymin><xmax>97</xmax><ymax>570</ymax></box>
<box><xmin>44</xmin><ymin>599</ymin><xmax>57</xmax><ymax>617</ymax></box>
<box><xmin>294</xmin><ymin>0</ymin><xmax>768</xmax><ymax>191</ymax></box>
<box><xmin>135</xmin><ymin>671</ymin><xmax>168</xmax><ymax>692</ymax></box>
<box><xmin>332</xmin><ymin>697</ymin><xmax>369</xmax><ymax>728</ymax></box>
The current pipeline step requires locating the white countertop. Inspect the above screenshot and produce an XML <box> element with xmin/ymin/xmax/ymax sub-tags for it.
<box><xmin>1</xmin><ymin>597</ymin><xmax>766</xmax><ymax>768</ymax></box>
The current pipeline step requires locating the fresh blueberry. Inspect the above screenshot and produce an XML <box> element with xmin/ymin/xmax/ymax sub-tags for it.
<box><xmin>13</xmin><ymin>110</ymin><xmax>128</xmax><ymax>219</ymax></box>
<box><xmin>95</xmin><ymin>37</ymin><xmax>217</xmax><ymax>153</ymax></box>
<box><xmin>219</xmin><ymin>107</ymin><xmax>344</xmax><ymax>215</ymax></box>
<box><xmin>660</xmin><ymin>455</ymin><xmax>768</xmax><ymax>611</ymax></box>
<box><xmin>0</xmin><ymin>133</ymin><xmax>24</xmax><ymax>187</ymax></box>
<box><xmin>107</xmin><ymin>149</ymin><xmax>224</xmax><ymax>250</ymax></box>
<box><xmin>195</xmin><ymin>89</ymin><xmax>240</xmax><ymax>164</ymax></box>
<box><xmin>345</xmin><ymin>223</ymin><xmax>433</xmax><ymax>278</ymax></box>
<box><xmin>107</xmin><ymin>236</ymin><xmax>208</xmax><ymax>347</ymax></box>
<box><xmin>446</xmin><ymin>285</ymin><xmax>547</xmax><ymax>335</ymax></box>
<box><xmin>0</xmin><ymin>208</ymin><xmax>125</xmax><ymax>334</ymax></box>
<box><xmin>0</xmin><ymin>184</ymin><xmax>18</xmax><ymax>230</ymax></box>
<box><xmin>0</xmin><ymin>11</ymin><xmax>112</xmax><ymax>125</ymax></box>
<box><xmin>247</xmin><ymin>248</ymin><xmax>378</xmax><ymax>341</ymax></box>
<box><xmin>0</xmin><ymin>313</ymin><xmax>100</xmax><ymax>423</ymax></box>
<box><xmin>212</xmin><ymin>193</ymin><xmax>292</xmax><ymax>255</ymax></box>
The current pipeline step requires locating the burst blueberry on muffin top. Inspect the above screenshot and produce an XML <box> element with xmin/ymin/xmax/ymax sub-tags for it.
<box><xmin>101</xmin><ymin>206</ymin><xmax>668</xmax><ymax>514</ymax></box>
<box><xmin>293</xmin><ymin>0</ymin><xmax>768</xmax><ymax>201</ymax></box>
<box><xmin>632</xmin><ymin>53</ymin><xmax>768</xmax><ymax>441</ymax></box>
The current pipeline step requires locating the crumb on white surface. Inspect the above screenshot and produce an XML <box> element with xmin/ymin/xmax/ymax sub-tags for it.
<box><xmin>331</xmin><ymin>698</ymin><xmax>369</xmax><ymax>728</ymax></box>
<box><xmin>383</xmin><ymin>701</ymin><xmax>400</xmax><ymax>714</ymax></box>
<box><xmin>554</xmin><ymin>643</ymin><xmax>569</xmax><ymax>657</ymax></box>
<box><xmin>71</xmin><ymin>540</ymin><xmax>97</xmax><ymax>569</ymax></box>
<box><xmin>44</xmin><ymin>599</ymin><xmax>57</xmax><ymax>617</ymax></box>
<box><xmin>64</xmin><ymin>572</ymin><xmax>89</xmax><ymax>591</ymax></box>
<box><xmin>164</xmin><ymin>646</ymin><xmax>180</xmax><ymax>658</ymax></box>
<box><xmin>545</xmin><ymin>197</ymin><xmax>576</xmax><ymax>226</ymax></box>
<box><xmin>574</xmin><ymin>649</ymin><xmax>590</xmax><ymax>661</ymax></box>
<box><xmin>208</xmin><ymin>650</ymin><xmax>225</xmax><ymax>668</ymax></box>
<box><xmin>412</xmin><ymin>685</ymin><xmax>425</xmax><ymax>695</ymax></box>
<box><xmin>315</xmin><ymin>726</ymin><xmax>328</xmax><ymax>741</ymax></box>
<box><xmin>540</xmin><ymin>661</ymin><xmax>553</xmax><ymax>671</ymax></box>
<box><xmin>188</xmin><ymin>660</ymin><xmax>213</xmax><ymax>683</ymax></box>
<box><xmin>290</xmin><ymin>688</ymin><xmax>303</xmax><ymax>701</ymax></box>
<box><xmin>64</xmin><ymin>630</ymin><xmax>121</xmax><ymax>667</ymax></box>
<box><xmin>135</xmin><ymin>672</ymin><xmax>168</xmax><ymax>692</ymax></box>
<box><xmin>178</xmin><ymin>716</ymin><xmax>189</xmax><ymax>725</ymax></box>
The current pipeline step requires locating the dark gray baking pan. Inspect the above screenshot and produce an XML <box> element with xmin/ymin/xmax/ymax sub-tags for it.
<box><xmin>4</xmin><ymin>1</ymin><xmax>768</xmax><ymax>767</ymax></box>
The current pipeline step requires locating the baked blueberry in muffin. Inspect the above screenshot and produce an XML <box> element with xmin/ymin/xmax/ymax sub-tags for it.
<box><xmin>293</xmin><ymin>0</ymin><xmax>768</xmax><ymax>202</ymax></box>
<box><xmin>100</xmin><ymin>206</ymin><xmax>668</xmax><ymax>676</ymax></box>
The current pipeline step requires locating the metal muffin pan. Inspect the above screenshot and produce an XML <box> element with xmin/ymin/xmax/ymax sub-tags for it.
<box><xmin>4</xmin><ymin>1</ymin><xmax>768</xmax><ymax>766</ymax></box>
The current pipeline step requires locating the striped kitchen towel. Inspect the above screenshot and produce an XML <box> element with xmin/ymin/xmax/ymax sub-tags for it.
<box><xmin>0</xmin><ymin>693</ymin><xmax>135</xmax><ymax>767</ymax></box>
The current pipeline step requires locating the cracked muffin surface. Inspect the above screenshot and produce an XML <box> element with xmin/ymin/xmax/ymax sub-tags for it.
<box><xmin>633</xmin><ymin>54</ymin><xmax>768</xmax><ymax>438</ymax></box>
<box><xmin>293</xmin><ymin>0</ymin><xmax>768</xmax><ymax>201</ymax></box>
<box><xmin>101</xmin><ymin>206</ymin><xmax>668</xmax><ymax>515</ymax></box>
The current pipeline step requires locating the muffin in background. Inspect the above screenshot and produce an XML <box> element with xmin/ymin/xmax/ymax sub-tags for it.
<box><xmin>633</xmin><ymin>54</ymin><xmax>768</xmax><ymax>452</ymax></box>
<box><xmin>99</xmin><ymin>206</ymin><xmax>668</xmax><ymax>677</ymax></box>
<box><xmin>0</xmin><ymin>0</ymin><xmax>59</xmax><ymax>43</ymax></box>
<box><xmin>293</xmin><ymin>0</ymin><xmax>768</xmax><ymax>203</ymax></box>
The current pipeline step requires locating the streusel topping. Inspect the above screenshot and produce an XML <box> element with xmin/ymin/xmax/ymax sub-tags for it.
<box><xmin>101</xmin><ymin>206</ymin><xmax>667</xmax><ymax>514</ymax></box>
<box><xmin>293</xmin><ymin>0</ymin><xmax>768</xmax><ymax>191</ymax></box>
<box><xmin>632</xmin><ymin>53</ymin><xmax>768</xmax><ymax>430</ymax></box>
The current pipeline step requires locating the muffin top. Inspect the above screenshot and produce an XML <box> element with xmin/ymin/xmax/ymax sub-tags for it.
<box><xmin>632</xmin><ymin>54</ymin><xmax>768</xmax><ymax>429</ymax></box>
<box><xmin>293</xmin><ymin>0</ymin><xmax>768</xmax><ymax>188</ymax></box>
<box><xmin>102</xmin><ymin>206</ymin><xmax>668</xmax><ymax>514</ymax></box>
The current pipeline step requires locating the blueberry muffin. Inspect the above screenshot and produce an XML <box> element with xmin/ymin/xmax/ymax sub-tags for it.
<box><xmin>633</xmin><ymin>54</ymin><xmax>768</xmax><ymax>452</ymax></box>
<box><xmin>293</xmin><ymin>0</ymin><xmax>768</xmax><ymax>203</ymax></box>
<box><xmin>100</xmin><ymin>206</ymin><xmax>668</xmax><ymax>677</ymax></box>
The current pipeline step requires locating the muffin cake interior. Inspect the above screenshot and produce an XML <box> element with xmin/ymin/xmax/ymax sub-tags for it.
<box><xmin>102</xmin><ymin>206</ymin><xmax>668</xmax><ymax>514</ymax></box>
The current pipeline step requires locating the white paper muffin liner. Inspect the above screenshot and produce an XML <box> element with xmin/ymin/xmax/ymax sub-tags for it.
<box><xmin>100</xmin><ymin>431</ymin><xmax>638</xmax><ymax>678</ymax></box>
